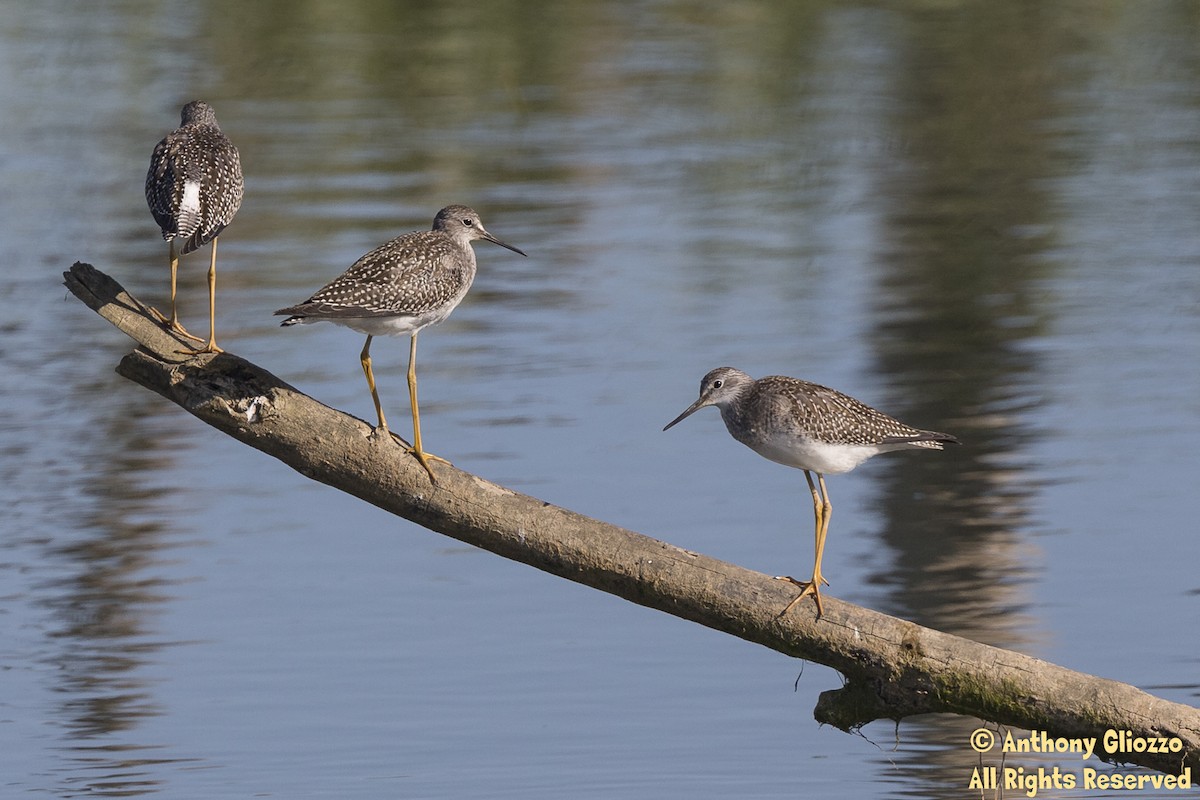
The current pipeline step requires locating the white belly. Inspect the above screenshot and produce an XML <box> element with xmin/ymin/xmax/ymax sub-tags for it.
<box><xmin>298</xmin><ymin>307</ymin><xmax>452</xmax><ymax>338</ymax></box>
<box><xmin>747</xmin><ymin>434</ymin><xmax>884</xmax><ymax>475</ymax></box>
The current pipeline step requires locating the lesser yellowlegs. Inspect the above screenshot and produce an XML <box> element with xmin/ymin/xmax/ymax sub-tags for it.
<box><xmin>145</xmin><ymin>100</ymin><xmax>244</xmax><ymax>354</ymax></box>
<box><xmin>275</xmin><ymin>205</ymin><xmax>526</xmax><ymax>482</ymax></box>
<box><xmin>664</xmin><ymin>367</ymin><xmax>959</xmax><ymax>618</ymax></box>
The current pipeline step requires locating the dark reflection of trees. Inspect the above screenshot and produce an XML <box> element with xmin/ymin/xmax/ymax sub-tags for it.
<box><xmin>869</xmin><ymin>4</ymin><xmax>1064</xmax><ymax>641</ymax></box>
<box><xmin>171</xmin><ymin>1</ymin><xmax>602</xmax><ymax>333</ymax></box>
<box><xmin>864</xmin><ymin>4</ymin><xmax>1074</xmax><ymax>798</ymax></box>
<box><xmin>41</xmin><ymin>392</ymin><xmax>196</xmax><ymax>797</ymax></box>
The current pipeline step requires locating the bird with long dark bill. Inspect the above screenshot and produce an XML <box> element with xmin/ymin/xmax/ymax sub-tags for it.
<box><xmin>276</xmin><ymin>205</ymin><xmax>526</xmax><ymax>482</ymax></box>
<box><xmin>664</xmin><ymin>367</ymin><xmax>959</xmax><ymax>618</ymax></box>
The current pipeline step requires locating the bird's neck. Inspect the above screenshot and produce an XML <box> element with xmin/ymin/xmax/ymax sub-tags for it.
<box><xmin>717</xmin><ymin>398</ymin><xmax>749</xmax><ymax>433</ymax></box>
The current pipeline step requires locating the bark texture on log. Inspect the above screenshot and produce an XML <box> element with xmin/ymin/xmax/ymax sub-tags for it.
<box><xmin>64</xmin><ymin>261</ymin><xmax>1200</xmax><ymax>775</ymax></box>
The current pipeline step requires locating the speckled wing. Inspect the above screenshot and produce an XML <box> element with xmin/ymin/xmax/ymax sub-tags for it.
<box><xmin>279</xmin><ymin>232</ymin><xmax>470</xmax><ymax>319</ymax></box>
<box><xmin>145</xmin><ymin>125</ymin><xmax>243</xmax><ymax>254</ymax></box>
<box><xmin>753</xmin><ymin>376</ymin><xmax>953</xmax><ymax>447</ymax></box>
<box><xmin>145</xmin><ymin>135</ymin><xmax>184</xmax><ymax>237</ymax></box>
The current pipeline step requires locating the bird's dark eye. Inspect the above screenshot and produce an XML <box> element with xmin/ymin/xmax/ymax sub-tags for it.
<box><xmin>463</xmin><ymin>218</ymin><xmax>475</xmax><ymax>227</ymax></box>
<box><xmin>712</xmin><ymin>379</ymin><xmax>723</xmax><ymax>388</ymax></box>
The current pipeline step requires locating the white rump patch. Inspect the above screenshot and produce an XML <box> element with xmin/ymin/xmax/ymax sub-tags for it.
<box><xmin>177</xmin><ymin>180</ymin><xmax>202</xmax><ymax>235</ymax></box>
<box><xmin>181</xmin><ymin>180</ymin><xmax>201</xmax><ymax>216</ymax></box>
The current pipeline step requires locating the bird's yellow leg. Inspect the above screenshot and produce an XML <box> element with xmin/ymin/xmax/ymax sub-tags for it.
<box><xmin>404</xmin><ymin>332</ymin><xmax>450</xmax><ymax>483</ymax></box>
<box><xmin>150</xmin><ymin>240</ymin><xmax>204</xmax><ymax>343</ymax></box>
<box><xmin>168</xmin><ymin>239</ymin><xmax>180</xmax><ymax>330</ymax></box>
<box><xmin>359</xmin><ymin>334</ymin><xmax>445</xmax><ymax>479</ymax></box>
<box><xmin>812</xmin><ymin>473</ymin><xmax>833</xmax><ymax>588</ymax></box>
<box><xmin>360</xmin><ymin>335</ymin><xmax>399</xmax><ymax>438</ymax></box>
<box><xmin>777</xmin><ymin>470</ymin><xmax>831</xmax><ymax>618</ymax></box>
<box><xmin>190</xmin><ymin>239</ymin><xmax>224</xmax><ymax>353</ymax></box>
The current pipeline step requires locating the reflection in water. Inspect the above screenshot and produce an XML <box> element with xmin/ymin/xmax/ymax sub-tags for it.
<box><xmin>5</xmin><ymin>1</ymin><xmax>1200</xmax><ymax>798</ymax></box>
<box><xmin>854</xmin><ymin>4</ymin><xmax>1200</xmax><ymax>796</ymax></box>
<box><xmin>870</xmin><ymin>2</ymin><xmax>1065</xmax><ymax>641</ymax></box>
<box><xmin>858</xmin><ymin>5</ymin><xmax>1068</xmax><ymax>795</ymax></box>
<box><xmin>41</xmin><ymin>401</ymin><xmax>199</xmax><ymax>796</ymax></box>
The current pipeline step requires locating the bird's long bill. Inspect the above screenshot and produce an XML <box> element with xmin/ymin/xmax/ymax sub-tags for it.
<box><xmin>662</xmin><ymin>399</ymin><xmax>706</xmax><ymax>432</ymax></box>
<box><xmin>482</xmin><ymin>230</ymin><xmax>527</xmax><ymax>257</ymax></box>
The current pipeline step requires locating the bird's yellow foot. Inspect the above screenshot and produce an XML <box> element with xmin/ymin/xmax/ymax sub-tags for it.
<box><xmin>149</xmin><ymin>307</ymin><xmax>207</xmax><ymax>344</ymax></box>
<box><xmin>413</xmin><ymin>449</ymin><xmax>451</xmax><ymax>467</ymax></box>
<box><xmin>775</xmin><ymin>574</ymin><xmax>830</xmax><ymax>619</ymax></box>
<box><xmin>178</xmin><ymin>340</ymin><xmax>224</xmax><ymax>356</ymax></box>
<box><xmin>378</xmin><ymin>429</ymin><xmax>451</xmax><ymax>483</ymax></box>
<box><xmin>409</xmin><ymin>447</ymin><xmax>448</xmax><ymax>484</ymax></box>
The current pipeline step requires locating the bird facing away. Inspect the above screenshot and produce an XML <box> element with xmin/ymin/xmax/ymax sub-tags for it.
<box><xmin>663</xmin><ymin>367</ymin><xmax>959</xmax><ymax>618</ymax></box>
<box><xmin>145</xmin><ymin>100</ymin><xmax>244</xmax><ymax>354</ymax></box>
<box><xmin>275</xmin><ymin>205</ymin><xmax>526</xmax><ymax>482</ymax></box>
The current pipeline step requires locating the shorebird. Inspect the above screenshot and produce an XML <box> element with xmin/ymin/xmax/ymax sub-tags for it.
<box><xmin>145</xmin><ymin>100</ymin><xmax>243</xmax><ymax>354</ymax></box>
<box><xmin>664</xmin><ymin>367</ymin><xmax>959</xmax><ymax>618</ymax></box>
<box><xmin>276</xmin><ymin>205</ymin><xmax>526</xmax><ymax>482</ymax></box>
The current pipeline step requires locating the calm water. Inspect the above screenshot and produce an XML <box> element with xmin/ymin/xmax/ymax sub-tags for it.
<box><xmin>3</xmin><ymin>2</ymin><xmax>1199</xmax><ymax>798</ymax></box>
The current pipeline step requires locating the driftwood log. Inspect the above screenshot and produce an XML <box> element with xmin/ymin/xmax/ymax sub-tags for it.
<box><xmin>65</xmin><ymin>261</ymin><xmax>1199</xmax><ymax>776</ymax></box>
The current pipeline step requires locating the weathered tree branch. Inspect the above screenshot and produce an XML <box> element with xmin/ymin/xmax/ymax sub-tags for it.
<box><xmin>65</xmin><ymin>261</ymin><xmax>1199</xmax><ymax>775</ymax></box>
